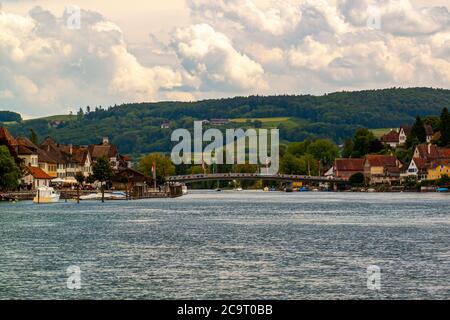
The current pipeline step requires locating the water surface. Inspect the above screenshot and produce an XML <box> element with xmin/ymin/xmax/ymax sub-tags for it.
<box><xmin>0</xmin><ymin>191</ymin><xmax>449</xmax><ymax>299</ymax></box>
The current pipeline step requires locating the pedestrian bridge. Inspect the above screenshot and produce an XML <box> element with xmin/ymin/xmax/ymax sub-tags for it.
<box><xmin>166</xmin><ymin>173</ymin><xmax>346</xmax><ymax>184</ymax></box>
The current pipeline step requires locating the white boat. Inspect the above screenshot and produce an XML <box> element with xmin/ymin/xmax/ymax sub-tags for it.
<box><xmin>182</xmin><ymin>185</ymin><xmax>188</xmax><ymax>195</ymax></box>
<box><xmin>80</xmin><ymin>191</ymin><xmax>126</xmax><ymax>201</ymax></box>
<box><xmin>235</xmin><ymin>187</ymin><xmax>243</xmax><ymax>191</ymax></box>
<box><xmin>79</xmin><ymin>193</ymin><xmax>102</xmax><ymax>200</ymax></box>
<box><xmin>33</xmin><ymin>187</ymin><xmax>60</xmax><ymax>203</ymax></box>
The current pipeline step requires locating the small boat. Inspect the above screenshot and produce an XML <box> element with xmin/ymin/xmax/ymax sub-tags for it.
<box><xmin>436</xmin><ymin>187</ymin><xmax>449</xmax><ymax>193</ymax></box>
<box><xmin>182</xmin><ymin>185</ymin><xmax>188</xmax><ymax>195</ymax></box>
<box><xmin>33</xmin><ymin>187</ymin><xmax>60</xmax><ymax>203</ymax></box>
<box><xmin>79</xmin><ymin>193</ymin><xmax>102</xmax><ymax>200</ymax></box>
<box><xmin>80</xmin><ymin>192</ymin><xmax>126</xmax><ymax>200</ymax></box>
<box><xmin>235</xmin><ymin>187</ymin><xmax>243</xmax><ymax>191</ymax></box>
<box><xmin>263</xmin><ymin>187</ymin><xmax>269</xmax><ymax>192</ymax></box>
<box><xmin>215</xmin><ymin>188</ymin><xmax>222</xmax><ymax>192</ymax></box>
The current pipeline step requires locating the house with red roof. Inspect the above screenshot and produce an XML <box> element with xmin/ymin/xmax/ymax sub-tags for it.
<box><xmin>380</xmin><ymin>130</ymin><xmax>400</xmax><ymax>148</ymax></box>
<box><xmin>364</xmin><ymin>155</ymin><xmax>403</xmax><ymax>184</ymax></box>
<box><xmin>331</xmin><ymin>158</ymin><xmax>365</xmax><ymax>181</ymax></box>
<box><xmin>403</xmin><ymin>143</ymin><xmax>450</xmax><ymax>181</ymax></box>
<box><xmin>22</xmin><ymin>166</ymin><xmax>53</xmax><ymax>189</ymax></box>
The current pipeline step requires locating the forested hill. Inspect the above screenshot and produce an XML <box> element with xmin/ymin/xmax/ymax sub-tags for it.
<box><xmin>4</xmin><ymin>87</ymin><xmax>450</xmax><ymax>158</ymax></box>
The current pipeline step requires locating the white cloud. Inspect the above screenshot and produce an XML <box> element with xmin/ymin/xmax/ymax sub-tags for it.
<box><xmin>1</xmin><ymin>0</ymin><xmax>450</xmax><ymax>117</ymax></box>
<box><xmin>171</xmin><ymin>23</ymin><xmax>267</xmax><ymax>91</ymax></box>
<box><xmin>0</xmin><ymin>7</ymin><xmax>185</xmax><ymax>116</ymax></box>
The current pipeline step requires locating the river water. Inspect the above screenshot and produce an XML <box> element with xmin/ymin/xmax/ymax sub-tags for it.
<box><xmin>0</xmin><ymin>191</ymin><xmax>449</xmax><ymax>299</ymax></box>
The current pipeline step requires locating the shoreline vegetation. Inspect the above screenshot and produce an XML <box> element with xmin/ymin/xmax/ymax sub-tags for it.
<box><xmin>1</xmin><ymin>88</ymin><xmax>450</xmax><ymax>199</ymax></box>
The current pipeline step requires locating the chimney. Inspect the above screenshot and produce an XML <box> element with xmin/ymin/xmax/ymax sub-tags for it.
<box><xmin>69</xmin><ymin>144</ymin><xmax>73</xmax><ymax>155</ymax></box>
<box><xmin>102</xmin><ymin>137</ymin><xmax>109</xmax><ymax>145</ymax></box>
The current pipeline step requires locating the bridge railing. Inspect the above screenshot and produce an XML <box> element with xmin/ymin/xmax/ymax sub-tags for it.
<box><xmin>166</xmin><ymin>173</ymin><xmax>346</xmax><ymax>183</ymax></box>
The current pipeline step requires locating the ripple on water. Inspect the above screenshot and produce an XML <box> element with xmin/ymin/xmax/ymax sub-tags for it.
<box><xmin>0</xmin><ymin>192</ymin><xmax>449</xmax><ymax>299</ymax></box>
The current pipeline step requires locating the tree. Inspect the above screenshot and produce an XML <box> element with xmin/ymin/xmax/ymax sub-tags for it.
<box><xmin>408</xmin><ymin>116</ymin><xmax>427</xmax><ymax>147</ymax></box>
<box><xmin>280</xmin><ymin>153</ymin><xmax>318</xmax><ymax>176</ymax></box>
<box><xmin>0</xmin><ymin>111</ymin><xmax>22</xmax><ymax>122</ymax></box>
<box><xmin>438</xmin><ymin>174</ymin><xmax>450</xmax><ymax>187</ymax></box>
<box><xmin>0</xmin><ymin>146</ymin><xmax>21</xmax><ymax>191</ymax></box>
<box><xmin>29</xmin><ymin>129</ymin><xmax>38</xmax><ymax>145</ymax></box>
<box><xmin>306</xmin><ymin>139</ymin><xmax>339</xmax><ymax>169</ymax></box>
<box><xmin>287</xmin><ymin>141</ymin><xmax>311</xmax><ymax>157</ymax></box>
<box><xmin>77</xmin><ymin>108</ymin><xmax>84</xmax><ymax>121</ymax></box>
<box><xmin>75</xmin><ymin>172</ymin><xmax>85</xmax><ymax>204</ymax></box>
<box><xmin>351</xmin><ymin>128</ymin><xmax>374</xmax><ymax>158</ymax></box>
<box><xmin>92</xmin><ymin>156</ymin><xmax>114</xmax><ymax>202</ymax></box>
<box><xmin>349</xmin><ymin>172</ymin><xmax>365</xmax><ymax>187</ymax></box>
<box><xmin>280</xmin><ymin>153</ymin><xmax>303</xmax><ymax>174</ymax></box>
<box><xmin>369</xmin><ymin>139</ymin><xmax>384</xmax><ymax>153</ymax></box>
<box><xmin>440</xmin><ymin>107</ymin><xmax>450</xmax><ymax>146</ymax></box>
<box><xmin>342</xmin><ymin>139</ymin><xmax>354</xmax><ymax>158</ymax></box>
<box><xmin>139</xmin><ymin>153</ymin><xmax>175</xmax><ymax>184</ymax></box>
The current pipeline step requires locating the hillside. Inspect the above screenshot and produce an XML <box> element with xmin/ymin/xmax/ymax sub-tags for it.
<box><xmin>5</xmin><ymin>87</ymin><xmax>450</xmax><ymax>158</ymax></box>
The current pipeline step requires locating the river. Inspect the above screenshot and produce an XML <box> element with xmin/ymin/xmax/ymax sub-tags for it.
<box><xmin>0</xmin><ymin>191</ymin><xmax>449</xmax><ymax>299</ymax></box>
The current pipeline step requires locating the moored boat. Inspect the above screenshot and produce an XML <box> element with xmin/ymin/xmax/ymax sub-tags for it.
<box><xmin>33</xmin><ymin>187</ymin><xmax>60</xmax><ymax>204</ymax></box>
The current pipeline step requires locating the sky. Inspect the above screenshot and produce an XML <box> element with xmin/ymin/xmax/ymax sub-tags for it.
<box><xmin>1</xmin><ymin>0</ymin><xmax>450</xmax><ymax>118</ymax></box>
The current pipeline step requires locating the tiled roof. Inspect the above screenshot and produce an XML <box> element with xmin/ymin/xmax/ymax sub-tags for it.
<box><xmin>17</xmin><ymin>145</ymin><xmax>36</xmax><ymax>155</ymax></box>
<box><xmin>16</xmin><ymin>136</ymin><xmax>38</xmax><ymax>150</ymax></box>
<box><xmin>365</xmin><ymin>155</ymin><xmax>399</xmax><ymax>167</ymax></box>
<box><xmin>438</xmin><ymin>148</ymin><xmax>450</xmax><ymax>158</ymax></box>
<box><xmin>26</xmin><ymin>166</ymin><xmax>53</xmax><ymax>179</ymax></box>
<box><xmin>88</xmin><ymin>144</ymin><xmax>118</xmax><ymax>160</ymax></box>
<box><xmin>412</xmin><ymin>157</ymin><xmax>427</xmax><ymax>170</ymax></box>
<box><xmin>0</xmin><ymin>127</ymin><xmax>17</xmax><ymax>146</ymax></box>
<box><xmin>415</xmin><ymin>144</ymin><xmax>440</xmax><ymax>159</ymax></box>
<box><xmin>37</xmin><ymin>148</ymin><xmax>57</xmax><ymax>164</ymax></box>
<box><xmin>335</xmin><ymin>158</ymin><xmax>364</xmax><ymax>172</ymax></box>
<box><xmin>400</xmin><ymin>125</ymin><xmax>412</xmax><ymax>135</ymax></box>
<box><xmin>381</xmin><ymin>130</ymin><xmax>399</xmax><ymax>143</ymax></box>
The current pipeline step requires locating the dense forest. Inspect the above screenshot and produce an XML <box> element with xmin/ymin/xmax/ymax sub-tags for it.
<box><xmin>3</xmin><ymin>87</ymin><xmax>450</xmax><ymax>158</ymax></box>
<box><xmin>0</xmin><ymin>111</ymin><xmax>22</xmax><ymax>122</ymax></box>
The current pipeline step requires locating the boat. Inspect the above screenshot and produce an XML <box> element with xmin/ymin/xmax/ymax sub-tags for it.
<box><xmin>182</xmin><ymin>185</ymin><xmax>188</xmax><ymax>195</ymax></box>
<box><xmin>215</xmin><ymin>188</ymin><xmax>222</xmax><ymax>192</ymax></box>
<box><xmin>33</xmin><ymin>187</ymin><xmax>60</xmax><ymax>203</ymax></box>
<box><xmin>235</xmin><ymin>187</ymin><xmax>243</xmax><ymax>191</ymax></box>
<box><xmin>436</xmin><ymin>187</ymin><xmax>449</xmax><ymax>193</ymax></box>
<box><xmin>263</xmin><ymin>187</ymin><xmax>269</xmax><ymax>192</ymax></box>
<box><xmin>79</xmin><ymin>191</ymin><xmax>126</xmax><ymax>200</ymax></box>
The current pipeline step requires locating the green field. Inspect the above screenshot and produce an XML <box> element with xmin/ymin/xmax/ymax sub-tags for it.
<box><xmin>231</xmin><ymin>117</ymin><xmax>290</xmax><ymax>123</ymax></box>
<box><xmin>27</xmin><ymin>114</ymin><xmax>78</xmax><ymax>122</ymax></box>
<box><xmin>230</xmin><ymin>117</ymin><xmax>294</xmax><ymax>129</ymax></box>
<box><xmin>370</xmin><ymin>128</ymin><xmax>393</xmax><ymax>138</ymax></box>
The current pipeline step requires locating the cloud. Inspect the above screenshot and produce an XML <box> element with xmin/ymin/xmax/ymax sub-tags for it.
<box><xmin>0</xmin><ymin>6</ymin><xmax>184</xmax><ymax>116</ymax></box>
<box><xmin>1</xmin><ymin>0</ymin><xmax>450</xmax><ymax>116</ymax></box>
<box><xmin>186</xmin><ymin>0</ymin><xmax>450</xmax><ymax>91</ymax></box>
<box><xmin>171</xmin><ymin>23</ymin><xmax>267</xmax><ymax>92</ymax></box>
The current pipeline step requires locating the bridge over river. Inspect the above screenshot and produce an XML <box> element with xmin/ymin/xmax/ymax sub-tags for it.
<box><xmin>166</xmin><ymin>173</ymin><xmax>346</xmax><ymax>184</ymax></box>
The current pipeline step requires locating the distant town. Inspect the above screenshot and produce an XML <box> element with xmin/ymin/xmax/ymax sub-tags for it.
<box><xmin>1</xmin><ymin>107</ymin><xmax>450</xmax><ymax>196</ymax></box>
